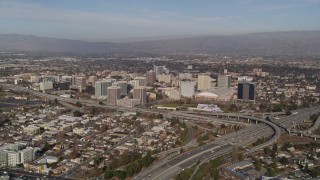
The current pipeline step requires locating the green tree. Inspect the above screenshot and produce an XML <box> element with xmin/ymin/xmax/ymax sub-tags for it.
<box><xmin>212</xmin><ymin>168</ymin><xmax>219</xmax><ymax>180</ymax></box>
<box><xmin>73</xmin><ymin>110</ymin><xmax>83</xmax><ymax>117</ymax></box>
<box><xmin>76</xmin><ymin>101</ymin><xmax>82</xmax><ymax>107</ymax></box>
<box><xmin>238</xmin><ymin>153</ymin><xmax>244</xmax><ymax>161</ymax></box>
<box><xmin>279</xmin><ymin>157</ymin><xmax>289</xmax><ymax>165</ymax></box>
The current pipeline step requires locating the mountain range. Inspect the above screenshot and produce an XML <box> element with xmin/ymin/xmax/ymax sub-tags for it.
<box><xmin>1</xmin><ymin>31</ymin><xmax>320</xmax><ymax>56</ymax></box>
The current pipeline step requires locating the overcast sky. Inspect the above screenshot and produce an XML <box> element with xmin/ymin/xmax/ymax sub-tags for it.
<box><xmin>0</xmin><ymin>0</ymin><xmax>319</xmax><ymax>41</ymax></box>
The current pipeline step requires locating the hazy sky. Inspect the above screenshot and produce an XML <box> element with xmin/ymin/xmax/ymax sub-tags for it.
<box><xmin>0</xmin><ymin>0</ymin><xmax>319</xmax><ymax>40</ymax></box>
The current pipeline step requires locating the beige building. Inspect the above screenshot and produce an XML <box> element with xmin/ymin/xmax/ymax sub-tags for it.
<box><xmin>88</xmin><ymin>76</ymin><xmax>97</xmax><ymax>86</ymax></box>
<box><xmin>107</xmin><ymin>86</ymin><xmax>121</xmax><ymax>106</ymax></box>
<box><xmin>133</xmin><ymin>86</ymin><xmax>147</xmax><ymax>105</ymax></box>
<box><xmin>158</xmin><ymin>74</ymin><xmax>172</xmax><ymax>84</ymax></box>
<box><xmin>197</xmin><ymin>74</ymin><xmax>212</xmax><ymax>91</ymax></box>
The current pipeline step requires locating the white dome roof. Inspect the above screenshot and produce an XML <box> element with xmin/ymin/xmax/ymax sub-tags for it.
<box><xmin>196</xmin><ymin>92</ymin><xmax>218</xmax><ymax>98</ymax></box>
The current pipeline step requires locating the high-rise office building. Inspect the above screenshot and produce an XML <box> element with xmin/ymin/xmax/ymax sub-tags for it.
<box><xmin>153</xmin><ymin>65</ymin><xmax>166</xmax><ymax>75</ymax></box>
<box><xmin>237</xmin><ymin>82</ymin><xmax>256</xmax><ymax>103</ymax></box>
<box><xmin>107</xmin><ymin>86</ymin><xmax>121</xmax><ymax>106</ymax></box>
<box><xmin>112</xmin><ymin>81</ymin><xmax>128</xmax><ymax>95</ymax></box>
<box><xmin>75</xmin><ymin>76</ymin><xmax>87</xmax><ymax>87</ymax></box>
<box><xmin>158</xmin><ymin>74</ymin><xmax>172</xmax><ymax>84</ymax></box>
<box><xmin>60</xmin><ymin>76</ymin><xmax>73</xmax><ymax>83</ymax></box>
<box><xmin>133</xmin><ymin>86</ymin><xmax>147</xmax><ymax>105</ymax></box>
<box><xmin>146</xmin><ymin>70</ymin><xmax>156</xmax><ymax>85</ymax></box>
<box><xmin>197</xmin><ymin>74</ymin><xmax>212</xmax><ymax>91</ymax></box>
<box><xmin>217</xmin><ymin>75</ymin><xmax>231</xmax><ymax>89</ymax></box>
<box><xmin>134</xmin><ymin>77</ymin><xmax>147</xmax><ymax>87</ymax></box>
<box><xmin>180</xmin><ymin>81</ymin><xmax>195</xmax><ymax>98</ymax></box>
<box><xmin>88</xmin><ymin>76</ymin><xmax>97</xmax><ymax>86</ymax></box>
<box><xmin>95</xmin><ymin>79</ymin><xmax>115</xmax><ymax>98</ymax></box>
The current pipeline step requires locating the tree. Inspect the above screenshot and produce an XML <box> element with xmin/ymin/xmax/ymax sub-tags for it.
<box><xmin>76</xmin><ymin>101</ymin><xmax>82</xmax><ymax>107</ymax></box>
<box><xmin>238</xmin><ymin>153</ymin><xmax>244</xmax><ymax>161</ymax></box>
<box><xmin>73</xmin><ymin>110</ymin><xmax>83</xmax><ymax>117</ymax></box>
<box><xmin>39</xmin><ymin>127</ymin><xmax>45</xmax><ymax>134</ymax></box>
<box><xmin>90</xmin><ymin>107</ymin><xmax>97</xmax><ymax>115</ymax></box>
<box><xmin>279</xmin><ymin>157</ymin><xmax>289</xmax><ymax>165</ymax></box>
<box><xmin>272</xmin><ymin>105</ymin><xmax>282</xmax><ymax>112</ymax></box>
<box><xmin>54</xmin><ymin>98</ymin><xmax>59</xmax><ymax>104</ymax></box>
<box><xmin>212</xmin><ymin>168</ymin><xmax>219</xmax><ymax>180</ymax></box>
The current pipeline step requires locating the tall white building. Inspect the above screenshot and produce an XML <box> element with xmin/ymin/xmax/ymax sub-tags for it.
<box><xmin>134</xmin><ymin>77</ymin><xmax>147</xmax><ymax>87</ymax></box>
<box><xmin>112</xmin><ymin>81</ymin><xmax>127</xmax><ymax>95</ymax></box>
<box><xmin>95</xmin><ymin>79</ymin><xmax>116</xmax><ymax>98</ymax></box>
<box><xmin>217</xmin><ymin>75</ymin><xmax>231</xmax><ymax>89</ymax></box>
<box><xmin>19</xmin><ymin>147</ymin><xmax>34</xmax><ymax>163</ymax></box>
<box><xmin>180</xmin><ymin>81</ymin><xmax>195</xmax><ymax>98</ymax></box>
<box><xmin>197</xmin><ymin>74</ymin><xmax>212</xmax><ymax>91</ymax></box>
<box><xmin>153</xmin><ymin>65</ymin><xmax>167</xmax><ymax>75</ymax></box>
<box><xmin>0</xmin><ymin>151</ymin><xmax>7</xmax><ymax>167</ymax></box>
<box><xmin>158</xmin><ymin>74</ymin><xmax>172</xmax><ymax>84</ymax></box>
<box><xmin>7</xmin><ymin>151</ymin><xmax>19</xmax><ymax>167</ymax></box>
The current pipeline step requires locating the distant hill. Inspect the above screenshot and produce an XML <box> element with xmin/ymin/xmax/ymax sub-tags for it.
<box><xmin>1</xmin><ymin>31</ymin><xmax>320</xmax><ymax>56</ymax></box>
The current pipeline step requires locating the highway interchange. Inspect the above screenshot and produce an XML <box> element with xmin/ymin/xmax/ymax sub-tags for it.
<box><xmin>1</xmin><ymin>83</ymin><xmax>320</xmax><ymax>180</ymax></box>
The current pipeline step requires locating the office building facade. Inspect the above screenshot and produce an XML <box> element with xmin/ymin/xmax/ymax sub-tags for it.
<box><xmin>95</xmin><ymin>79</ymin><xmax>116</xmax><ymax>98</ymax></box>
<box><xmin>197</xmin><ymin>74</ymin><xmax>212</xmax><ymax>91</ymax></box>
<box><xmin>180</xmin><ymin>81</ymin><xmax>195</xmax><ymax>98</ymax></box>
<box><xmin>133</xmin><ymin>86</ymin><xmax>147</xmax><ymax>105</ymax></box>
<box><xmin>237</xmin><ymin>82</ymin><xmax>256</xmax><ymax>103</ymax></box>
<box><xmin>146</xmin><ymin>70</ymin><xmax>156</xmax><ymax>85</ymax></box>
<box><xmin>107</xmin><ymin>86</ymin><xmax>121</xmax><ymax>106</ymax></box>
<box><xmin>217</xmin><ymin>75</ymin><xmax>231</xmax><ymax>89</ymax></box>
<box><xmin>112</xmin><ymin>81</ymin><xmax>128</xmax><ymax>95</ymax></box>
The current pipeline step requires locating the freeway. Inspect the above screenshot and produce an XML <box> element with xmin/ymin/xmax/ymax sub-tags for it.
<box><xmin>298</xmin><ymin>114</ymin><xmax>320</xmax><ymax>134</ymax></box>
<box><xmin>136</xmin><ymin>121</ymin><xmax>277</xmax><ymax>180</ymax></box>
<box><xmin>269</xmin><ymin>106</ymin><xmax>320</xmax><ymax>132</ymax></box>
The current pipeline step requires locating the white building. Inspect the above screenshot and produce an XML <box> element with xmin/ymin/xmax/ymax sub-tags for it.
<box><xmin>23</xmin><ymin>125</ymin><xmax>40</xmax><ymax>135</ymax></box>
<box><xmin>30</xmin><ymin>75</ymin><xmax>40</xmax><ymax>83</ymax></box>
<box><xmin>7</xmin><ymin>151</ymin><xmax>19</xmax><ymax>167</ymax></box>
<box><xmin>180</xmin><ymin>81</ymin><xmax>195</xmax><ymax>98</ymax></box>
<box><xmin>153</xmin><ymin>65</ymin><xmax>167</xmax><ymax>75</ymax></box>
<box><xmin>117</xmin><ymin>99</ymin><xmax>140</xmax><ymax>107</ymax></box>
<box><xmin>95</xmin><ymin>79</ymin><xmax>115</xmax><ymax>98</ymax></box>
<box><xmin>158</xmin><ymin>74</ymin><xmax>172</xmax><ymax>84</ymax></box>
<box><xmin>112</xmin><ymin>81</ymin><xmax>128</xmax><ymax>95</ymax></box>
<box><xmin>178</xmin><ymin>73</ymin><xmax>193</xmax><ymax>80</ymax></box>
<box><xmin>39</xmin><ymin>82</ymin><xmax>53</xmax><ymax>92</ymax></box>
<box><xmin>217</xmin><ymin>75</ymin><xmax>231</xmax><ymax>89</ymax></box>
<box><xmin>73</xmin><ymin>128</ymin><xmax>85</xmax><ymax>135</ymax></box>
<box><xmin>238</xmin><ymin>76</ymin><xmax>253</xmax><ymax>82</ymax></box>
<box><xmin>19</xmin><ymin>147</ymin><xmax>34</xmax><ymax>163</ymax></box>
<box><xmin>168</xmin><ymin>89</ymin><xmax>181</xmax><ymax>100</ymax></box>
<box><xmin>134</xmin><ymin>77</ymin><xmax>147</xmax><ymax>87</ymax></box>
<box><xmin>60</xmin><ymin>76</ymin><xmax>73</xmax><ymax>83</ymax></box>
